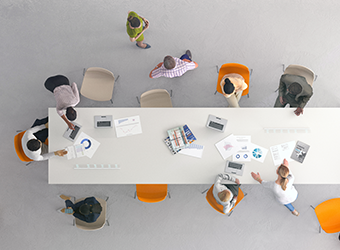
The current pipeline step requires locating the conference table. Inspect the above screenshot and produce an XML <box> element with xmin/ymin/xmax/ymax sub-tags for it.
<box><xmin>48</xmin><ymin>107</ymin><xmax>340</xmax><ymax>184</ymax></box>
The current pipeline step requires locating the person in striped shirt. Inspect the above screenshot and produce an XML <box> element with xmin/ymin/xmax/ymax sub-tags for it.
<box><xmin>149</xmin><ymin>50</ymin><xmax>198</xmax><ymax>79</ymax></box>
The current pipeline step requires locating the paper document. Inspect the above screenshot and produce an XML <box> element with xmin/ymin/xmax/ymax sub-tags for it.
<box><xmin>215</xmin><ymin>134</ymin><xmax>241</xmax><ymax>160</ymax></box>
<box><xmin>178</xmin><ymin>144</ymin><xmax>204</xmax><ymax>158</ymax></box>
<box><xmin>74</xmin><ymin>132</ymin><xmax>100</xmax><ymax>159</ymax></box>
<box><xmin>270</xmin><ymin>141</ymin><xmax>295</xmax><ymax>166</ymax></box>
<box><xmin>114</xmin><ymin>115</ymin><xmax>142</xmax><ymax>138</ymax></box>
<box><xmin>249</xmin><ymin>143</ymin><xmax>268</xmax><ymax>163</ymax></box>
<box><xmin>232</xmin><ymin>135</ymin><xmax>251</xmax><ymax>162</ymax></box>
<box><xmin>66</xmin><ymin>144</ymin><xmax>86</xmax><ymax>160</ymax></box>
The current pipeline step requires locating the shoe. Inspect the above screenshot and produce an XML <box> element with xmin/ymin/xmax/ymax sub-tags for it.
<box><xmin>59</xmin><ymin>194</ymin><xmax>72</xmax><ymax>200</ymax></box>
<box><xmin>185</xmin><ymin>50</ymin><xmax>192</xmax><ymax>60</ymax></box>
<box><xmin>136</xmin><ymin>43</ymin><xmax>151</xmax><ymax>49</ymax></box>
<box><xmin>57</xmin><ymin>208</ymin><xmax>65</xmax><ymax>214</ymax></box>
<box><xmin>292</xmin><ymin>210</ymin><xmax>299</xmax><ymax>216</ymax></box>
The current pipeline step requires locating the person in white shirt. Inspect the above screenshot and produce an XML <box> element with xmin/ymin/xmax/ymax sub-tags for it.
<box><xmin>213</xmin><ymin>173</ymin><xmax>241</xmax><ymax>214</ymax></box>
<box><xmin>22</xmin><ymin>118</ymin><xmax>67</xmax><ymax>161</ymax></box>
<box><xmin>44</xmin><ymin>75</ymin><xmax>80</xmax><ymax>130</ymax></box>
<box><xmin>251</xmin><ymin>158</ymin><xmax>299</xmax><ymax>216</ymax></box>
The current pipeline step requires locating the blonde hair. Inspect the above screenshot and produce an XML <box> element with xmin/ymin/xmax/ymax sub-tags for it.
<box><xmin>218</xmin><ymin>190</ymin><xmax>231</xmax><ymax>202</ymax></box>
<box><xmin>278</xmin><ymin>164</ymin><xmax>289</xmax><ymax>191</ymax></box>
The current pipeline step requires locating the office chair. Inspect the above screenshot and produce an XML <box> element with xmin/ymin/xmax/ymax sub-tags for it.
<box><xmin>136</xmin><ymin>89</ymin><xmax>173</xmax><ymax>107</ymax></box>
<box><xmin>14</xmin><ymin>131</ymin><xmax>33</xmax><ymax>166</ymax></box>
<box><xmin>215</xmin><ymin>63</ymin><xmax>252</xmax><ymax>97</ymax></box>
<box><xmin>202</xmin><ymin>184</ymin><xmax>247</xmax><ymax>216</ymax></box>
<box><xmin>80</xmin><ymin>67</ymin><xmax>119</xmax><ymax>103</ymax></box>
<box><xmin>73</xmin><ymin>196</ymin><xmax>110</xmax><ymax>231</ymax></box>
<box><xmin>134</xmin><ymin>184</ymin><xmax>170</xmax><ymax>203</ymax></box>
<box><xmin>310</xmin><ymin>198</ymin><xmax>340</xmax><ymax>234</ymax></box>
<box><xmin>282</xmin><ymin>64</ymin><xmax>316</xmax><ymax>86</ymax></box>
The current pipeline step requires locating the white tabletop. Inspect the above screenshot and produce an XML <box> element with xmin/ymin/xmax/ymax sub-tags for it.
<box><xmin>48</xmin><ymin>107</ymin><xmax>340</xmax><ymax>184</ymax></box>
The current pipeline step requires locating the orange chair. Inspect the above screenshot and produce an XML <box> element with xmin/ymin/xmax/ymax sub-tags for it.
<box><xmin>134</xmin><ymin>184</ymin><xmax>170</xmax><ymax>203</ymax></box>
<box><xmin>215</xmin><ymin>63</ymin><xmax>251</xmax><ymax>97</ymax></box>
<box><xmin>14</xmin><ymin>131</ymin><xmax>49</xmax><ymax>165</ymax></box>
<box><xmin>203</xmin><ymin>184</ymin><xmax>246</xmax><ymax>216</ymax></box>
<box><xmin>311</xmin><ymin>198</ymin><xmax>340</xmax><ymax>234</ymax></box>
<box><xmin>14</xmin><ymin>131</ymin><xmax>33</xmax><ymax>165</ymax></box>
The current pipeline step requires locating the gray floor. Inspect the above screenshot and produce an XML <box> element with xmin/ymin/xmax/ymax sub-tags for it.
<box><xmin>1</xmin><ymin>0</ymin><xmax>340</xmax><ymax>249</ymax></box>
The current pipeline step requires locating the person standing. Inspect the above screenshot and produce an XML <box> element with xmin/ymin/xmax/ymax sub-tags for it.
<box><xmin>251</xmin><ymin>159</ymin><xmax>299</xmax><ymax>216</ymax></box>
<box><xmin>44</xmin><ymin>75</ymin><xmax>80</xmax><ymax>130</ymax></box>
<box><xmin>126</xmin><ymin>11</ymin><xmax>150</xmax><ymax>49</ymax></box>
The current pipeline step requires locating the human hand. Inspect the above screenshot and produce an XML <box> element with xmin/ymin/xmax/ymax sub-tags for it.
<box><xmin>45</xmin><ymin>122</ymin><xmax>49</xmax><ymax>128</ymax></box>
<box><xmin>251</xmin><ymin>172</ymin><xmax>260</xmax><ymax>181</ymax></box>
<box><xmin>68</xmin><ymin>122</ymin><xmax>75</xmax><ymax>130</ymax></box>
<box><xmin>144</xmin><ymin>19</ymin><xmax>149</xmax><ymax>28</ymax></box>
<box><xmin>283</xmin><ymin>158</ymin><xmax>289</xmax><ymax>166</ymax></box>
<box><xmin>55</xmin><ymin>150</ymin><xmax>68</xmax><ymax>157</ymax></box>
<box><xmin>294</xmin><ymin>107</ymin><xmax>303</xmax><ymax>116</ymax></box>
<box><xmin>235</xmin><ymin>178</ymin><xmax>240</xmax><ymax>185</ymax></box>
<box><xmin>279</xmin><ymin>96</ymin><xmax>286</xmax><ymax>105</ymax></box>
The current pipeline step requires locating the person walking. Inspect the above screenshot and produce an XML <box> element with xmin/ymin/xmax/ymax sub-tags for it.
<box><xmin>251</xmin><ymin>158</ymin><xmax>299</xmax><ymax>216</ymax></box>
<box><xmin>126</xmin><ymin>11</ymin><xmax>150</xmax><ymax>49</ymax></box>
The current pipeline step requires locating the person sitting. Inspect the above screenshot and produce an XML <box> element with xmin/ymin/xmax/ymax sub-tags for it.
<box><xmin>220</xmin><ymin>73</ymin><xmax>248</xmax><ymax>108</ymax></box>
<box><xmin>213</xmin><ymin>173</ymin><xmax>241</xmax><ymax>214</ymax></box>
<box><xmin>59</xmin><ymin>195</ymin><xmax>102</xmax><ymax>223</ymax></box>
<box><xmin>149</xmin><ymin>50</ymin><xmax>198</xmax><ymax>79</ymax></box>
<box><xmin>44</xmin><ymin>75</ymin><xmax>80</xmax><ymax>130</ymax></box>
<box><xmin>274</xmin><ymin>74</ymin><xmax>313</xmax><ymax>116</ymax></box>
<box><xmin>22</xmin><ymin>117</ymin><xmax>67</xmax><ymax>161</ymax></box>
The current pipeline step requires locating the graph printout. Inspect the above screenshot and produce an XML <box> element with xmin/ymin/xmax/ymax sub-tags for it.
<box><xmin>114</xmin><ymin>115</ymin><xmax>142</xmax><ymax>138</ymax></box>
<box><xmin>215</xmin><ymin>134</ymin><xmax>241</xmax><ymax>160</ymax></box>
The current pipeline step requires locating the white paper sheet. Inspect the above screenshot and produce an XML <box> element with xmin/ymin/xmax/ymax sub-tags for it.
<box><xmin>66</xmin><ymin>144</ymin><xmax>86</xmax><ymax>160</ymax></box>
<box><xmin>270</xmin><ymin>141</ymin><xmax>295</xmax><ymax>166</ymax></box>
<box><xmin>215</xmin><ymin>134</ymin><xmax>241</xmax><ymax>160</ymax></box>
<box><xmin>74</xmin><ymin>132</ymin><xmax>100</xmax><ymax>159</ymax></box>
<box><xmin>178</xmin><ymin>144</ymin><xmax>204</xmax><ymax>158</ymax></box>
<box><xmin>249</xmin><ymin>143</ymin><xmax>268</xmax><ymax>163</ymax></box>
<box><xmin>232</xmin><ymin>135</ymin><xmax>251</xmax><ymax>162</ymax></box>
<box><xmin>114</xmin><ymin>115</ymin><xmax>142</xmax><ymax>138</ymax></box>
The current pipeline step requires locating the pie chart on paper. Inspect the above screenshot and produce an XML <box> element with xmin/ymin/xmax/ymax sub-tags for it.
<box><xmin>252</xmin><ymin>148</ymin><xmax>263</xmax><ymax>159</ymax></box>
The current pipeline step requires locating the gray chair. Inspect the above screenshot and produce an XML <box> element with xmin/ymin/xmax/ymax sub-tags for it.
<box><xmin>81</xmin><ymin>67</ymin><xmax>119</xmax><ymax>103</ymax></box>
<box><xmin>137</xmin><ymin>89</ymin><xmax>173</xmax><ymax>107</ymax></box>
<box><xmin>73</xmin><ymin>196</ymin><xmax>109</xmax><ymax>231</ymax></box>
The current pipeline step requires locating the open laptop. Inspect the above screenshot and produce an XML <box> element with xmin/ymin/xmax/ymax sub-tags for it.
<box><xmin>224</xmin><ymin>160</ymin><xmax>245</xmax><ymax>176</ymax></box>
<box><xmin>63</xmin><ymin>122</ymin><xmax>81</xmax><ymax>141</ymax></box>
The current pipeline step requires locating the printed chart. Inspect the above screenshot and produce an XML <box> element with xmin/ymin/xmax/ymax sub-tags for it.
<box><xmin>114</xmin><ymin>115</ymin><xmax>142</xmax><ymax>138</ymax></box>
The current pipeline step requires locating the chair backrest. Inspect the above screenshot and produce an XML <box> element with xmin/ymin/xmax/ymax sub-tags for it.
<box><xmin>140</xmin><ymin>89</ymin><xmax>173</xmax><ymax>107</ymax></box>
<box><xmin>206</xmin><ymin>184</ymin><xmax>244</xmax><ymax>214</ymax></box>
<box><xmin>283</xmin><ymin>64</ymin><xmax>315</xmax><ymax>86</ymax></box>
<box><xmin>136</xmin><ymin>184</ymin><xmax>168</xmax><ymax>203</ymax></box>
<box><xmin>75</xmin><ymin>197</ymin><xmax>107</xmax><ymax>231</ymax></box>
<box><xmin>314</xmin><ymin>198</ymin><xmax>340</xmax><ymax>234</ymax></box>
<box><xmin>80</xmin><ymin>67</ymin><xmax>115</xmax><ymax>101</ymax></box>
<box><xmin>14</xmin><ymin>131</ymin><xmax>33</xmax><ymax>163</ymax></box>
<box><xmin>216</xmin><ymin>63</ymin><xmax>250</xmax><ymax>96</ymax></box>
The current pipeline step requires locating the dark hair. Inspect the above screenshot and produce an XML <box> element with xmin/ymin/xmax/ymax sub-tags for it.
<box><xmin>27</xmin><ymin>139</ymin><xmax>41</xmax><ymax>151</ymax></box>
<box><xmin>163</xmin><ymin>56</ymin><xmax>176</xmax><ymax>70</ymax></box>
<box><xmin>66</xmin><ymin>107</ymin><xmax>77</xmax><ymax>121</ymax></box>
<box><xmin>127</xmin><ymin>16</ymin><xmax>140</xmax><ymax>28</ymax></box>
<box><xmin>79</xmin><ymin>203</ymin><xmax>102</xmax><ymax>215</ymax></box>
<box><xmin>288</xmin><ymin>82</ymin><xmax>302</xmax><ymax>95</ymax></box>
<box><xmin>223</xmin><ymin>78</ymin><xmax>235</xmax><ymax>94</ymax></box>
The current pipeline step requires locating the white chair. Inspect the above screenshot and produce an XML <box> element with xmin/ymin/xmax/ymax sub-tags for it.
<box><xmin>73</xmin><ymin>196</ymin><xmax>109</xmax><ymax>231</ymax></box>
<box><xmin>283</xmin><ymin>64</ymin><xmax>316</xmax><ymax>86</ymax></box>
<box><xmin>80</xmin><ymin>67</ymin><xmax>119</xmax><ymax>103</ymax></box>
<box><xmin>137</xmin><ymin>89</ymin><xmax>173</xmax><ymax>107</ymax></box>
